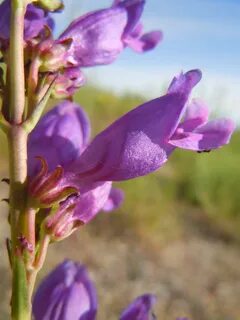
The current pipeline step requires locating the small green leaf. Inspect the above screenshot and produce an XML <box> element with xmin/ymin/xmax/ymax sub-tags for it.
<box><xmin>11</xmin><ymin>254</ymin><xmax>30</xmax><ymax>320</ymax></box>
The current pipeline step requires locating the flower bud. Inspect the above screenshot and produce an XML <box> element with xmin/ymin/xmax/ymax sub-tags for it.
<box><xmin>37</xmin><ymin>39</ymin><xmax>75</xmax><ymax>72</ymax></box>
<box><xmin>120</xmin><ymin>294</ymin><xmax>157</xmax><ymax>320</ymax></box>
<box><xmin>44</xmin><ymin>194</ymin><xmax>83</xmax><ymax>241</ymax></box>
<box><xmin>33</xmin><ymin>260</ymin><xmax>97</xmax><ymax>320</ymax></box>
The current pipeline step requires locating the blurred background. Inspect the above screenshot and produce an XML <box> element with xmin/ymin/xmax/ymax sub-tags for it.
<box><xmin>1</xmin><ymin>0</ymin><xmax>240</xmax><ymax>319</ymax></box>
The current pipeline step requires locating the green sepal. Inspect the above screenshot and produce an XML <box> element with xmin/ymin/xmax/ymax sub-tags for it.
<box><xmin>36</xmin><ymin>0</ymin><xmax>64</xmax><ymax>12</ymax></box>
<box><xmin>11</xmin><ymin>253</ymin><xmax>30</xmax><ymax>320</ymax></box>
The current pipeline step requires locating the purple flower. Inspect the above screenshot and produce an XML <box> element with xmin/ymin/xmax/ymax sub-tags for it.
<box><xmin>33</xmin><ymin>260</ymin><xmax>97</xmax><ymax>320</ymax></box>
<box><xmin>120</xmin><ymin>294</ymin><xmax>157</xmax><ymax>320</ymax></box>
<box><xmin>28</xmin><ymin>101</ymin><xmax>90</xmax><ymax>175</ymax></box>
<box><xmin>33</xmin><ymin>260</ymin><xmax>156</xmax><ymax>320</ymax></box>
<box><xmin>0</xmin><ymin>0</ymin><xmax>54</xmax><ymax>42</ymax></box>
<box><xmin>28</xmin><ymin>101</ymin><xmax>122</xmax><ymax>232</ymax></box>
<box><xmin>72</xmin><ymin>69</ymin><xmax>234</xmax><ymax>184</ymax></box>
<box><xmin>23</xmin><ymin>0</ymin><xmax>161</xmax><ymax>97</ymax></box>
<box><xmin>58</xmin><ymin>0</ymin><xmax>162</xmax><ymax>67</ymax></box>
<box><xmin>28</xmin><ymin>70</ymin><xmax>234</xmax><ymax>233</ymax></box>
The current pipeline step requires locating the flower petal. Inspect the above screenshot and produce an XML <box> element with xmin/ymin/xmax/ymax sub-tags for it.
<box><xmin>119</xmin><ymin>294</ymin><xmax>157</xmax><ymax>320</ymax></box>
<box><xmin>168</xmin><ymin>69</ymin><xmax>202</xmax><ymax>96</ymax></box>
<box><xmin>102</xmin><ymin>187</ymin><xmax>124</xmax><ymax>212</ymax></box>
<box><xmin>125</xmin><ymin>30</ymin><xmax>163</xmax><ymax>53</ymax></box>
<box><xmin>28</xmin><ymin>101</ymin><xmax>90</xmax><ymax>175</ymax></box>
<box><xmin>33</xmin><ymin>260</ymin><xmax>97</xmax><ymax>320</ymax></box>
<box><xmin>59</xmin><ymin>7</ymin><xmax>128</xmax><ymax>66</ymax></box>
<box><xmin>74</xmin><ymin>70</ymin><xmax>201</xmax><ymax>182</ymax></box>
<box><xmin>169</xmin><ymin>119</ymin><xmax>235</xmax><ymax>151</ymax></box>
<box><xmin>73</xmin><ymin>182</ymin><xmax>112</xmax><ymax>224</ymax></box>
<box><xmin>180</xmin><ymin>98</ymin><xmax>209</xmax><ymax>131</ymax></box>
<box><xmin>116</xmin><ymin>0</ymin><xmax>145</xmax><ymax>37</ymax></box>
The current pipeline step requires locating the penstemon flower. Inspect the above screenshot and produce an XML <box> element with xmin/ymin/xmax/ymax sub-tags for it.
<box><xmin>27</xmin><ymin>70</ymin><xmax>234</xmax><ymax>241</ymax></box>
<box><xmin>71</xmin><ymin>70</ymin><xmax>234</xmax><ymax>182</ymax></box>
<box><xmin>27</xmin><ymin>101</ymin><xmax>124</xmax><ymax>238</ymax></box>
<box><xmin>33</xmin><ymin>260</ymin><xmax>98</xmax><ymax>320</ymax></box>
<box><xmin>59</xmin><ymin>0</ymin><xmax>162</xmax><ymax>67</ymax></box>
<box><xmin>33</xmin><ymin>260</ymin><xmax>156</xmax><ymax>320</ymax></box>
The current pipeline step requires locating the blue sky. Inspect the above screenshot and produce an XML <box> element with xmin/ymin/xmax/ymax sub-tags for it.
<box><xmin>54</xmin><ymin>0</ymin><xmax>240</xmax><ymax>120</ymax></box>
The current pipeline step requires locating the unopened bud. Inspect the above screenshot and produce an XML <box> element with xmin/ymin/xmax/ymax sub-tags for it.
<box><xmin>37</xmin><ymin>39</ymin><xmax>74</xmax><ymax>72</ymax></box>
<box><xmin>44</xmin><ymin>194</ymin><xmax>83</xmax><ymax>241</ymax></box>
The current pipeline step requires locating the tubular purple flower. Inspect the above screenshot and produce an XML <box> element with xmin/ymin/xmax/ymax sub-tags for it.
<box><xmin>72</xmin><ymin>69</ymin><xmax>235</xmax><ymax>184</ymax></box>
<box><xmin>28</xmin><ymin>70</ymin><xmax>234</xmax><ymax>228</ymax></box>
<box><xmin>33</xmin><ymin>260</ymin><xmax>156</xmax><ymax>320</ymax></box>
<box><xmin>0</xmin><ymin>0</ymin><xmax>54</xmax><ymax>42</ymax></box>
<box><xmin>59</xmin><ymin>0</ymin><xmax>162</xmax><ymax>67</ymax></box>
<box><xmin>28</xmin><ymin>100</ymin><xmax>90</xmax><ymax>175</ymax></box>
<box><xmin>28</xmin><ymin>101</ymin><xmax>122</xmax><ymax>229</ymax></box>
<box><xmin>59</xmin><ymin>6</ymin><xmax>128</xmax><ymax>66</ymax></box>
<box><xmin>33</xmin><ymin>260</ymin><xmax>97</xmax><ymax>320</ymax></box>
<box><xmin>120</xmin><ymin>294</ymin><xmax>157</xmax><ymax>320</ymax></box>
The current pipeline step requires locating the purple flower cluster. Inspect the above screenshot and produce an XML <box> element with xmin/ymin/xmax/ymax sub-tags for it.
<box><xmin>0</xmin><ymin>0</ymin><xmax>162</xmax><ymax>98</ymax></box>
<box><xmin>1</xmin><ymin>0</ymin><xmax>235</xmax><ymax>318</ymax></box>
<box><xmin>33</xmin><ymin>260</ymin><xmax>156</xmax><ymax>320</ymax></box>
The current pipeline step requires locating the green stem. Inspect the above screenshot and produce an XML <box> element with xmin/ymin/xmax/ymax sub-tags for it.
<box><xmin>27</xmin><ymin>234</ymin><xmax>50</xmax><ymax>299</ymax></box>
<box><xmin>8</xmin><ymin>126</ymin><xmax>29</xmax><ymax>320</ymax></box>
<box><xmin>7</xmin><ymin>1</ymin><xmax>53</xmax><ymax>319</ymax></box>
<box><xmin>8</xmin><ymin>126</ymin><xmax>28</xmax><ymax>252</ymax></box>
<box><xmin>8</xmin><ymin>1</ymin><xmax>31</xmax><ymax>319</ymax></box>
<box><xmin>9</xmin><ymin>0</ymin><xmax>26</xmax><ymax>124</ymax></box>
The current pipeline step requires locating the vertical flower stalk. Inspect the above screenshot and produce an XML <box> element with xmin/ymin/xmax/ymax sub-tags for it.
<box><xmin>9</xmin><ymin>0</ymin><xmax>26</xmax><ymax>123</ymax></box>
<box><xmin>8</xmin><ymin>0</ymin><xmax>31</xmax><ymax>319</ymax></box>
